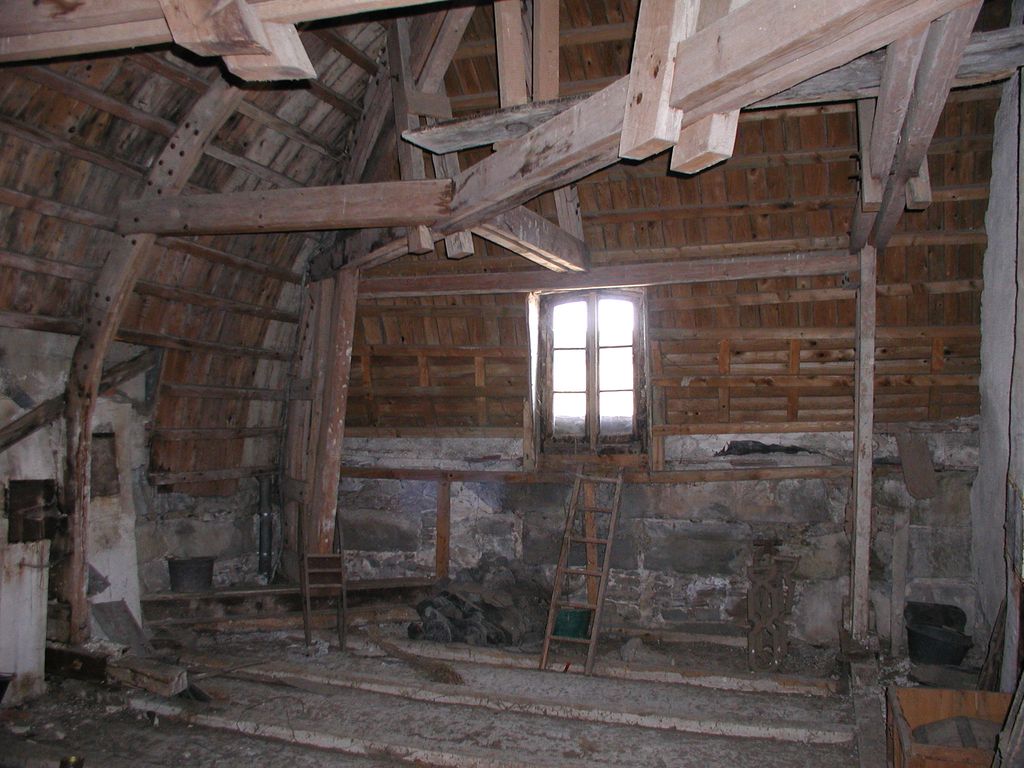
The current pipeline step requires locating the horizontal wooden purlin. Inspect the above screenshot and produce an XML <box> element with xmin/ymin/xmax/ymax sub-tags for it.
<box><xmin>149</xmin><ymin>465</ymin><xmax>278</xmax><ymax>485</ymax></box>
<box><xmin>354</xmin><ymin>345</ymin><xmax>529</xmax><ymax>358</ymax></box>
<box><xmin>359</xmin><ymin>251</ymin><xmax>857</xmax><ymax>297</ymax></box>
<box><xmin>654</xmin><ymin>374</ymin><xmax>978</xmax><ymax>389</ymax></box>
<box><xmin>160</xmin><ymin>383</ymin><xmax>289</xmax><ymax>401</ymax></box>
<box><xmin>338</xmin><ymin>464</ymin><xmax>852</xmax><ymax>484</ymax></box>
<box><xmin>116</xmin><ymin>329</ymin><xmax>293</xmax><ymax>360</ymax></box>
<box><xmin>0</xmin><ymin>186</ymin><xmax>117</xmax><ymax>231</ymax></box>
<box><xmin>647</xmin><ymin>279</ymin><xmax>983</xmax><ymax>312</ymax></box>
<box><xmin>156</xmin><ymin>237</ymin><xmax>304</xmax><ymax>284</ymax></box>
<box><xmin>355</xmin><ymin>303</ymin><xmax>524</xmax><ymax>318</ymax></box>
<box><xmin>135</xmin><ymin>281</ymin><xmax>300</xmax><ymax>323</ymax></box>
<box><xmin>0</xmin><ymin>310</ymin><xmax>81</xmax><ymax>335</ymax></box>
<box><xmin>152</xmin><ymin>426</ymin><xmax>282</xmax><ymax>441</ymax></box>
<box><xmin>653</xmin><ymin>419</ymin><xmax>979</xmax><ymax>436</ymax></box>
<box><xmin>0</xmin><ymin>113</ymin><xmax>147</xmax><ymax>180</ymax></box>
<box><xmin>350</xmin><ymin>385</ymin><xmax>522</xmax><ymax>398</ymax></box>
<box><xmin>0</xmin><ymin>247</ymin><xmax>299</xmax><ymax>323</ymax></box>
<box><xmin>0</xmin><ymin>0</ymin><xmax>448</xmax><ymax>63</ymax></box>
<box><xmin>650</xmin><ymin>325</ymin><xmax>981</xmax><ymax>342</ymax></box>
<box><xmin>120</xmin><ymin>181</ymin><xmax>453</xmax><ymax>235</ymax></box>
<box><xmin>586</xmin><ymin>196</ymin><xmax>856</xmax><ymax>225</ymax></box>
<box><xmin>0</xmin><ymin>248</ymin><xmax>96</xmax><ymax>282</ymax></box>
<box><xmin>344</xmin><ymin>426</ymin><xmax>523</xmax><ymax>438</ymax></box>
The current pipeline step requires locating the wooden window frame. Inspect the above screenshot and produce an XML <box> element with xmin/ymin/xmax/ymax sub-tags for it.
<box><xmin>536</xmin><ymin>289</ymin><xmax>648</xmax><ymax>455</ymax></box>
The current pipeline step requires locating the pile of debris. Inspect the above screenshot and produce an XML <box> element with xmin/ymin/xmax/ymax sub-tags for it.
<box><xmin>407</xmin><ymin>556</ymin><xmax>549</xmax><ymax>647</ymax></box>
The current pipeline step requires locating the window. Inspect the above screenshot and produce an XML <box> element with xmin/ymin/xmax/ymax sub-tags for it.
<box><xmin>534</xmin><ymin>290</ymin><xmax>647</xmax><ymax>453</ymax></box>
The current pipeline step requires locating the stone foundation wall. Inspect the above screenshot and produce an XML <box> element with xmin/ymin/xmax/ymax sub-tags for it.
<box><xmin>338</xmin><ymin>427</ymin><xmax>980</xmax><ymax>647</ymax></box>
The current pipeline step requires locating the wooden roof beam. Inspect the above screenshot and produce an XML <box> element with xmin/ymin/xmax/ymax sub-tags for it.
<box><xmin>409</xmin><ymin>23</ymin><xmax>1018</xmax><ymax>156</ymax></box>
<box><xmin>473</xmin><ymin>206</ymin><xmax>589</xmax><ymax>272</ymax></box>
<box><xmin>0</xmin><ymin>0</ymin><xmax>448</xmax><ymax>64</ymax></box>
<box><xmin>669</xmin><ymin>0</ymin><xmax>979</xmax><ymax>124</ymax></box>
<box><xmin>119</xmin><ymin>179</ymin><xmax>454</xmax><ymax>234</ymax></box>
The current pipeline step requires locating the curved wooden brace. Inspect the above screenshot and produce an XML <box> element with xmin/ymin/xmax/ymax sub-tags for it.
<box><xmin>61</xmin><ymin>78</ymin><xmax>243</xmax><ymax>644</ymax></box>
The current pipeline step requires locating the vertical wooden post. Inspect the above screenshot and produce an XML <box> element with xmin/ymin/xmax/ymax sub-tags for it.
<box><xmin>850</xmin><ymin>245</ymin><xmax>877</xmax><ymax>644</ymax></box>
<box><xmin>306</xmin><ymin>268</ymin><xmax>359</xmax><ymax>554</ymax></box>
<box><xmin>435</xmin><ymin>479</ymin><xmax>451</xmax><ymax>580</ymax></box>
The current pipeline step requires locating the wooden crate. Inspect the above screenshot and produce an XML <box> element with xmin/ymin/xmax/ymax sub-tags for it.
<box><xmin>887</xmin><ymin>687</ymin><xmax>1011</xmax><ymax>767</ymax></box>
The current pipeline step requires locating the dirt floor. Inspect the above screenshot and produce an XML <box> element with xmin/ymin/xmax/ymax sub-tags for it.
<box><xmin>0</xmin><ymin>629</ymin><xmax>867</xmax><ymax>767</ymax></box>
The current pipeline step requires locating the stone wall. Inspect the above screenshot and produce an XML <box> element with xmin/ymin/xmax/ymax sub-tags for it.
<box><xmin>338</xmin><ymin>427</ymin><xmax>980</xmax><ymax>647</ymax></box>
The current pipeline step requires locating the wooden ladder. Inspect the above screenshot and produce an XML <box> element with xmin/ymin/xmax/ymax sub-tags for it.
<box><xmin>540</xmin><ymin>470</ymin><xmax>624</xmax><ymax>675</ymax></box>
<box><xmin>300</xmin><ymin>552</ymin><xmax>348</xmax><ymax>649</ymax></box>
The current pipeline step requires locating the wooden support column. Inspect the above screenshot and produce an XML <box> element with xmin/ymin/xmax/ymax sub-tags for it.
<box><xmin>494</xmin><ymin>0</ymin><xmax>531</xmax><ymax>107</ymax></box>
<box><xmin>436</xmin><ymin>480</ymin><xmax>451</xmax><ymax>580</ymax></box>
<box><xmin>306</xmin><ymin>268</ymin><xmax>359</xmax><ymax>554</ymax></box>
<box><xmin>849</xmin><ymin>244</ymin><xmax>877</xmax><ymax>645</ymax></box>
<box><xmin>62</xmin><ymin>80</ymin><xmax>242</xmax><ymax>644</ymax></box>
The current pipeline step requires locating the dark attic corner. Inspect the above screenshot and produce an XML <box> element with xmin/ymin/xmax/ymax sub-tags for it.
<box><xmin>2</xmin><ymin>0</ymin><xmax>1024</xmax><ymax>764</ymax></box>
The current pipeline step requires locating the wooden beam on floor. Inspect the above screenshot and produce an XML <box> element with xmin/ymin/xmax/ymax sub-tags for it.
<box><xmin>849</xmin><ymin>245</ymin><xmax>877</xmax><ymax>645</ymax></box>
<box><xmin>473</xmin><ymin>207</ymin><xmax>589</xmax><ymax>272</ymax></box>
<box><xmin>62</xmin><ymin>80</ymin><xmax>242</xmax><ymax>645</ymax></box>
<box><xmin>359</xmin><ymin>249</ymin><xmax>856</xmax><ymax>297</ymax></box>
<box><xmin>119</xmin><ymin>180</ymin><xmax>453</xmax><ymax>235</ymax></box>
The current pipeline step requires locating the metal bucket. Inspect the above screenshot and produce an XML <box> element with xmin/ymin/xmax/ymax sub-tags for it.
<box><xmin>167</xmin><ymin>556</ymin><xmax>215</xmax><ymax>592</ymax></box>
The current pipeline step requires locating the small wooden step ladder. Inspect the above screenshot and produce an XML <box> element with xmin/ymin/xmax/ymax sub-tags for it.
<box><xmin>300</xmin><ymin>552</ymin><xmax>348</xmax><ymax>649</ymax></box>
<box><xmin>540</xmin><ymin>470</ymin><xmax>624</xmax><ymax>675</ymax></box>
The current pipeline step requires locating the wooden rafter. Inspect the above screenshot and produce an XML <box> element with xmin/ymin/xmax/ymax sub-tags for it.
<box><xmin>473</xmin><ymin>206</ymin><xmax>589</xmax><ymax>272</ymax></box>
<box><xmin>62</xmin><ymin>78</ymin><xmax>244</xmax><ymax>644</ymax></box>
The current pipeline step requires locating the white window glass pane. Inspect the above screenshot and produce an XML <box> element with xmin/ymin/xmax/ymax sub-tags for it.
<box><xmin>553</xmin><ymin>349</ymin><xmax>586</xmax><ymax>392</ymax></box>
<box><xmin>553</xmin><ymin>392</ymin><xmax>586</xmax><ymax>436</ymax></box>
<box><xmin>598</xmin><ymin>298</ymin><xmax>634</xmax><ymax>347</ymax></box>
<box><xmin>599</xmin><ymin>346</ymin><xmax>633</xmax><ymax>391</ymax></box>
<box><xmin>553</xmin><ymin>300</ymin><xmax>587</xmax><ymax>348</ymax></box>
<box><xmin>600</xmin><ymin>391</ymin><xmax>634</xmax><ymax>434</ymax></box>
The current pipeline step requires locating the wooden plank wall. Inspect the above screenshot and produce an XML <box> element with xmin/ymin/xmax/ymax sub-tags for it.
<box><xmin>352</xmin><ymin>92</ymin><xmax>994</xmax><ymax>437</ymax></box>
